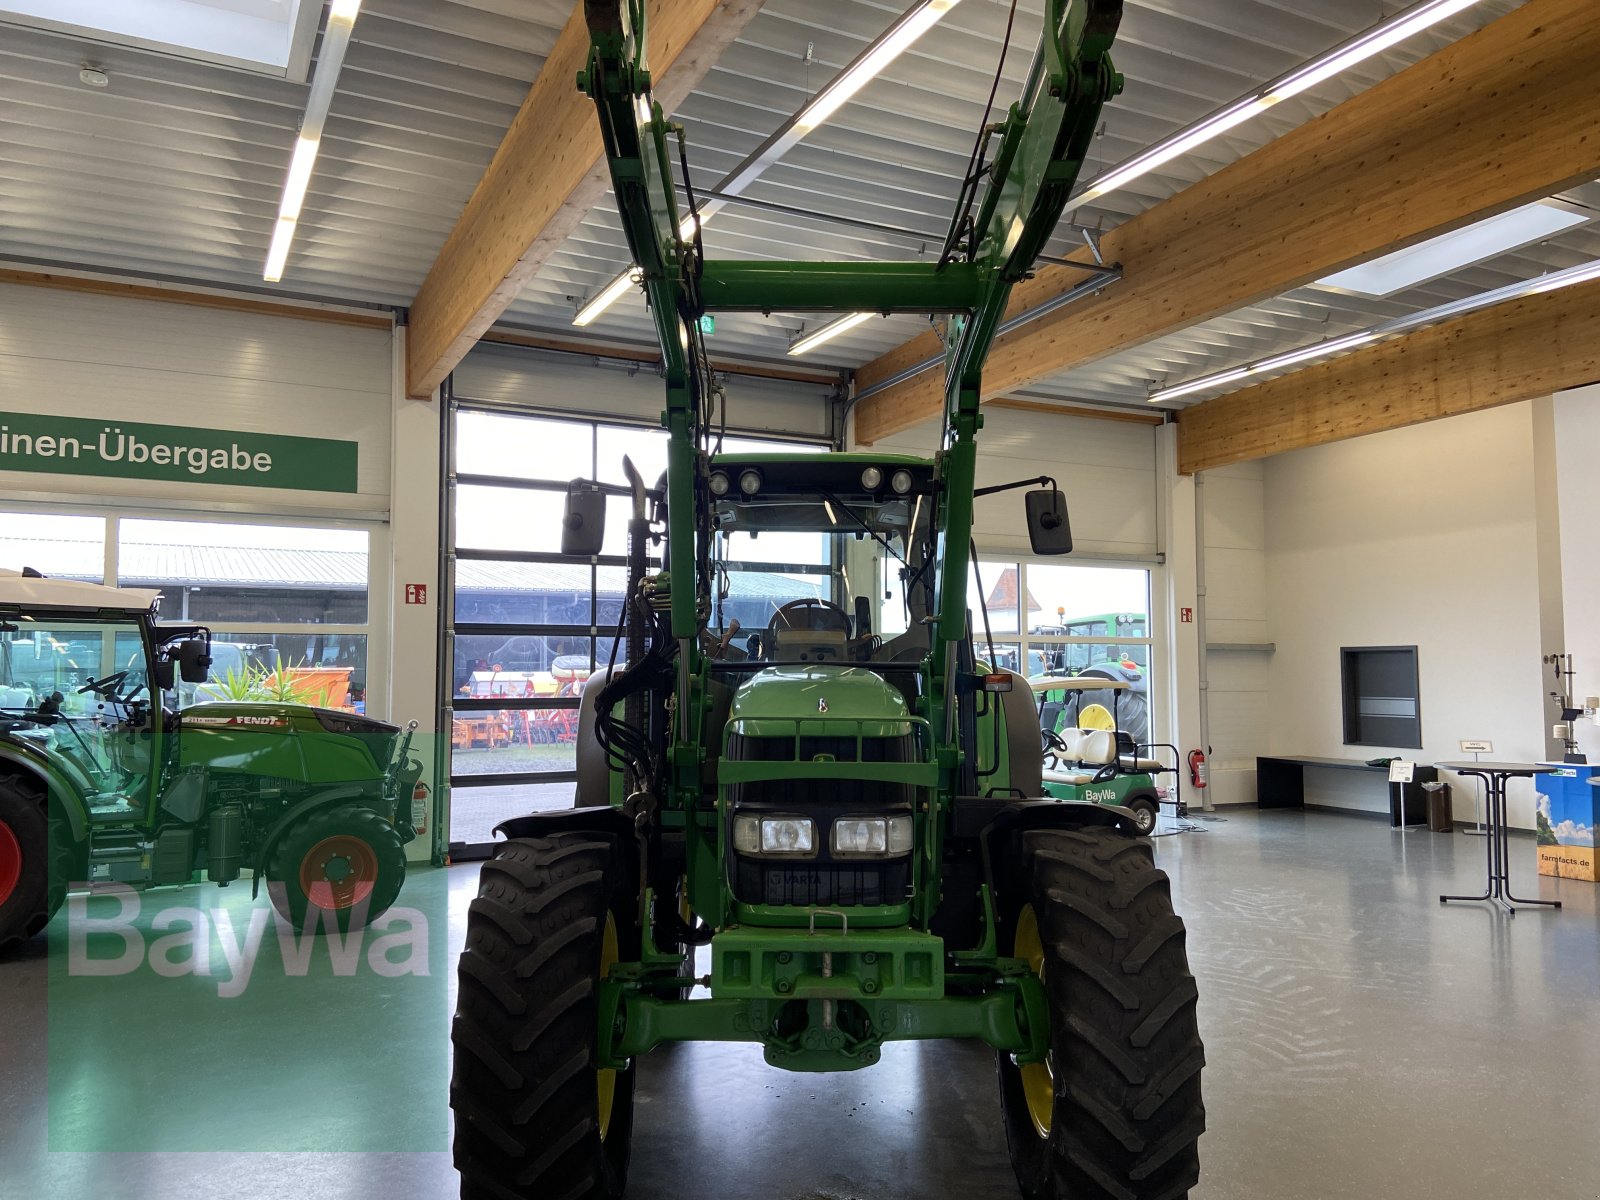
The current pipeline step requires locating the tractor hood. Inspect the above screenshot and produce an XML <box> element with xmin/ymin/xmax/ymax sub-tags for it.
<box><xmin>178</xmin><ymin>702</ymin><xmax>400</xmax><ymax>783</ymax></box>
<box><xmin>728</xmin><ymin>665</ymin><xmax>910</xmax><ymax>737</ymax></box>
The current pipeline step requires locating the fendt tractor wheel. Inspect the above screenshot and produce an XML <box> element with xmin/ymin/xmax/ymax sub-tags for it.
<box><xmin>0</xmin><ymin>776</ymin><xmax>63</xmax><ymax>955</ymax></box>
<box><xmin>999</xmin><ymin>828</ymin><xmax>1205</xmax><ymax>1200</ymax></box>
<box><xmin>452</xmin><ymin>834</ymin><xmax>638</xmax><ymax>1200</ymax></box>
<box><xmin>266</xmin><ymin>806</ymin><xmax>406</xmax><ymax>933</ymax></box>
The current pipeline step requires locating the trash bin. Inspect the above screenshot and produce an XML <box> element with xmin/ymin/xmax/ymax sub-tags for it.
<box><xmin>1423</xmin><ymin>781</ymin><xmax>1452</xmax><ymax>832</ymax></box>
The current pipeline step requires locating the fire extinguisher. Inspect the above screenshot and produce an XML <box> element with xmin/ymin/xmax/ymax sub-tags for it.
<box><xmin>411</xmin><ymin>781</ymin><xmax>431</xmax><ymax>837</ymax></box>
<box><xmin>1188</xmin><ymin>748</ymin><xmax>1208</xmax><ymax>790</ymax></box>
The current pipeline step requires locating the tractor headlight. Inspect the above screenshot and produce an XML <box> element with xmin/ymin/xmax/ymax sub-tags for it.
<box><xmin>831</xmin><ymin>815</ymin><xmax>913</xmax><ymax>857</ymax></box>
<box><xmin>739</xmin><ymin>469</ymin><xmax>763</xmax><ymax>496</ymax></box>
<box><xmin>733</xmin><ymin>814</ymin><xmax>815</xmax><ymax>856</ymax></box>
<box><xmin>709</xmin><ymin>471</ymin><xmax>730</xmax><ymax>496</ymax></box>
<box><xmin>890</xmin><ymin>469</ymin><xmax>913</xmax><ymax>494</ymax></box>
<box><xmin>860</xmin><ymin>466</ymin><xmax>883</xmax><ymax>490</ymax></box>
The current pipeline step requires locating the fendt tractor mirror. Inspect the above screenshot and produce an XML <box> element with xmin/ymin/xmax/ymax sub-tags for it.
<box><xmin>561</xmin><ymin>480</ymin><xmax>607</xmax><ymax>557</ymax></box>
<box><xmin>1025</xmin><ymin>489</ymin><xmax>1073</xmax><ymax>555</ymax></box>
<box><xmin>154</xmin><ymin>659</ymin><xmax>176</xmax><ymax>692</ymax></box>
<box><xmin>177</xmin><ymin>638</ymin><xmax>212</xmax><ymax>684</ymax></box>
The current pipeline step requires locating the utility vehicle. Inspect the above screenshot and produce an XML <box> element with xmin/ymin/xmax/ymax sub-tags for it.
<box><xmin>0</xmin><ymin>569</ymin><xmax>423</xmax><ymax>951</ymax></box>
<box><xmin>449</xmin><ymin>3</ymin><xmax>1203</xmax><ymax>1198</ymax></box>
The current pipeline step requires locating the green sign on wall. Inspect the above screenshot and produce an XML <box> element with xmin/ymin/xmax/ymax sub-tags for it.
<box><xmin>0</xmin><ymin>412</ymin><xmax>359</xmax><ymax>494</ymax></box>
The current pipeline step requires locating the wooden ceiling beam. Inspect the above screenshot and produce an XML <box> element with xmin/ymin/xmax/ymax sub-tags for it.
<box><xmin>853</xmin><ymin>0</ymin><xmax>1600</xmax><ymax>444</ymax></box>
<box><xmin>1175</xmin><ymin>277</ymin><xmax>1600</xmax><ymax>475</ymax></box>
<box><xmin>404</xmin><ymin>0</ymin><xmax>760</xmax><ymax>400</ymax></box>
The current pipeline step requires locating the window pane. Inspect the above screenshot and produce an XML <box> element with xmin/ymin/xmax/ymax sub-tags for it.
<box><xmin>457</xmin><ymin>413</ymin><xmax>592</xmax><ymax>480</ymax></box>
<box><xmin>455</xmin><ymin>559</ymin><xmax>596</xmax><ymax>626</ymax></box>
<box><xmin>970</xmin><ymin>561</ymin><xmax>1022</xmax><ymax>635</ymax></box>
<box><xmin>1022</xmin><ymin>564</ymin><xmax>1148</xmax><ymax>632</ymax></box>
<box><xmin>119</xmin><ymin>519</ymin><xmax>369</xmax><ymax>624</ymax></box>
<box><xmin>192</xmin><ymin>631</ymin><xmax>368</xmax><ymax>711</ymax></box>
<box><xmin>1</xmin><ymin>617</ymin><xmax>142</xmax><ymax>711</ymax></box>
<box><xmin>451</xmin><ymin>725</ymin><xmax>578</xmax><ymax>778</ymax></box>
<box><xmin>596</xmin><ymin>425</ymin><xmax>668</xmax><ymax>488</ymax></box>
<box><xmin>448</xmin><ymin>780</ymin><xmax>575</xmax><ymax>845</ymax></box>
<box><xmin>717</xmin><ymin>568</ymin><xmax>831</xmax><ymax>632</ymax></box>
<box><xmin>453</xmin><ymin>634</ymin><xmax>599</xmax><ymax>696</ymax></box>
<box><xmin>455</xmin><ymin>485</ymin><xmax>567</xmax><ymax>554</ymax></box>
<box><xmin>0</xmin><ymin>513</ymin><xmax>105</xmax><ymax>581</ymax></box>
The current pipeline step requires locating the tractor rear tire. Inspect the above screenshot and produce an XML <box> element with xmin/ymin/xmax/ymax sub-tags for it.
<box><xmin>998</xmin><ymin>827</ymin><xmax>1205</xmax><ymax>1200</ymax></box>
<box><xmin>266</xmin><ymin>805</ymin><xmax>406</xmax><ymax>933</ymax></box>
<box><xmin>452</xmin><ymin>834</ymin><xmax>637</xmax><ymax>1200</ymax></box>
<box><xmin>0</xmin><ymin>776</ymin><xmax>72</xmax><ymax>955</ymax></box>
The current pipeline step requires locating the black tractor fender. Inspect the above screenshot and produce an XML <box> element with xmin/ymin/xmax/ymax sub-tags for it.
<box><xmin>250</xmin><ymin>784</ymin><xmax>374</xmax><ymax>899</ymax></box>
<box><xmin>976</xmin><ymin>798</ymin><xmax>1140</xmax><ymax>901</ymax></box>
<box><xmin>493</xmin><ymin>806</ymin><xmax>643</xmax><ymax>899</ymax></box>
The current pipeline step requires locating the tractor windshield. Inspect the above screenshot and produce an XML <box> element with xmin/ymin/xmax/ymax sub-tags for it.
<box><xmin>0</xmin><ymin>614</ymin><xmax>157</xmax><ymax>807</ymax></box>
<box><xmin>705</xmin><ymin>455</ymin><xmax>934</xmax><ymax>666</ymax></box>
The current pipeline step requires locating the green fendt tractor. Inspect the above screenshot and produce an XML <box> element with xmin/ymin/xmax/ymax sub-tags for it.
<box><xmin>0</xmin><ymin>569</ymin><xmax>424</xmax><ymax>952</ymax></box>
<box><xmin>449</xmin><ymin>3</ymin><xmax>1204</xmax><ymax>1198</ymax></box>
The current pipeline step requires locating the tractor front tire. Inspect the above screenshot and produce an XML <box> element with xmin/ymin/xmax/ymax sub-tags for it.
<box><xmin>266</xmin><ymin>806</ymin><xmax>405</xmax><ymax>933</ymax></box>
<box><xmin>999</xmin><ymin>827</ymin><xmax>1205</xmax><ymax>1200</ymax></box>
<box><xmin>0</xmin><ymin>776</ymin><xmax>68</xmax><ymax>955</ymax></box>
<box><xmin>452</xmin><ymin>834</ymin><xmax>637</xmax><ymax>1200</ymax></box>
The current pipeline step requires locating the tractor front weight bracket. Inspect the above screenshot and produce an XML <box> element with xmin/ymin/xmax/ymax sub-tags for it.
<box><xmin>596</xmin><ymin>926</ymin><xmax>1050</xmax><ymax>1072</ymax></box>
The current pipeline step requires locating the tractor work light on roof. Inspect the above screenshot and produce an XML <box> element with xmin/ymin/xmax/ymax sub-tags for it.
<box><xmin>1075</xmin><ymin>0</ymin><xmax>1491</xmax><ymax>205</ymax></box>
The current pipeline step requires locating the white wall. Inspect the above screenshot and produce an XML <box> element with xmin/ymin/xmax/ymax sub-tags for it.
<box><xmin>1199</xmin><ymin>460</ymin><xmax>1271</xmax><ymax>807</ymax></box>
<box><xmin>455</xmin><ymin>342</ymin><xmax>836</xmax><ymax>441</ymax></box>
<box><xmin>1263</xmin><ymin>403</ymin><xmax>1549</xmax><ymax>827</ymax></box>
<box><xmin>1553</xmin><ymin>385</ymin><xmax>1600</xmax><ymax>761</ymax></box>
<box><xmin>858</xmin><ymin>406</ymin><xmax>1160</xmax><ymax>560</ymax></box>
<box><xmin>0</xmin><ymin>284</ymin><xmax>392</xmax><ymax>516</ymax></box>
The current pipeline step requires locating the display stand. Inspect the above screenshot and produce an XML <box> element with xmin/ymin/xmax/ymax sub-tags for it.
<box><xmin>1435</xmin><ymin>761</ymin><xmax>1560</xmax><ymax>916</ymax></box>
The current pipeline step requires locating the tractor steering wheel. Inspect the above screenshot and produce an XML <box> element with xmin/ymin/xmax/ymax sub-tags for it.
<box><xmin>79</xmin><ymin>671</ymin><xmax>146</xmax><ymax>705</ymax></box>
<box><xmin>770</xmin><ymin>597</ymin><xmax>851</xmax><ymax>634</ymax></box>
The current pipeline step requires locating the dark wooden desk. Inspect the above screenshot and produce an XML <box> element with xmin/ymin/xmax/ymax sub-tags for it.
<box><xmin>1257</xmin><ymin>756</ymin><xmax>1437</xmax><ymax>826</ymax></box>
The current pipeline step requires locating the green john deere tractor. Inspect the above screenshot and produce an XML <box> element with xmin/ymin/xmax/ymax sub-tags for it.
<box><xmin>449</xmin><ymin>3</ymin><xmax>1203</xmax><ymax>1198</ymax></box>
<box><xmin>0</xmin><ymin>569</ymin><xmax>424</xmax><ymax>953</ymax></box>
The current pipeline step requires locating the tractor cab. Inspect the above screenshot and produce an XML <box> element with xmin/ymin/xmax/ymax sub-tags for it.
<box><xmin>704</xmin><ymin>452</ymin><xmax>935</xmax><ymax>668</ymax></box>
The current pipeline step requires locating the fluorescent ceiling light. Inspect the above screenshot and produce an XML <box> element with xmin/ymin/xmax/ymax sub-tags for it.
<box><xmin>574</xmin><ymin>270</ymin><xmax>643</xmax><ymax>327</ymax></box>
<box><xmin>1150</xmin><ymin>256</ymin><xmax>1600</xmax><ymax>404</ymax></box>
<box><xmin>1077</xmin><ymin>0</ymin><xmax>1492</xmax><ymax>204</ymax></box>
<box><xmin>1317</xmin><ymin>202</ymin><xmax>1591</xmax><ymax>297</ymax></box>
<box><xmin>0</xmin><ymin>0</ymin><xmax>322</xmax><ymax>80</ymax></box>
<box><xmin>789</xmin><ymin>312</ymin><xmax>874</xmax><ymax>357</ymax></box>
<box><xmin>574</xmin><ymin>0</ymin><xmax>962</xmax><ymax>327</ymax></box>
<box><xmin>262</xmin><ymin>1</ymin><xmax>362</xmax><ymax>283</ymax></box>
<box><xmin>795</xmin><ymin>0</ymin><xmax>961</xmax><ymax>133</ymax></box>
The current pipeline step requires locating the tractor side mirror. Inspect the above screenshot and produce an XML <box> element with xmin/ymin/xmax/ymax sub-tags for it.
<box><xmin>561</xmin><ymin>480</ymin><xmax>607</xmax><ymax>557</ymax></box>
<box><xmin>177</xmin><ymin>638</ymin><xmax>211</xmax><ymax>683</ymax></box>
<box><xmin>154</xmin><ymin>659</ymin><xmax>176</xmax><ymax>692</ymax></box>
<box><xmin>1025</xmin><ymin>489</ymin><xmax>1073</xmax><ymax>555</ymax></box>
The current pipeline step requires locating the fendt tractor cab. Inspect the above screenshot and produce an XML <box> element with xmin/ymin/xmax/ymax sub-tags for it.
<box><xmin>448</xmin><ymin>4</ymin><xmax>1204</xmax><ymax>1200</ymax></box>
<box><xmin>0</xmin><ymin>569</ymin><xmax>424</xmax><ymax>952</ymax></box>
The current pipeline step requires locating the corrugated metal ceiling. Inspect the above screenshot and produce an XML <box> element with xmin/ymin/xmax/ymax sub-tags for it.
<box><xmin>3</xmin><ymin>0</ymin><xmax>1575</xmax><ymax>411</ymax></box>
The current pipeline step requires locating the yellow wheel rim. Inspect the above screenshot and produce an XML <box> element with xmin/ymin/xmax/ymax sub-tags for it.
<box><xmin>1079</xmin><ymin>702</ymin><xmax>1115</xmax><ymax>731</ymax></box>
<box><xmin>597</xmin><ymin>912</ymin><xmax>619</xmax><ymax>1141</ymax></box>
<box><xmin>1015</xmin><ymin>904</ymin><xmax>1053</xmax><ymax>1139</ymax></box>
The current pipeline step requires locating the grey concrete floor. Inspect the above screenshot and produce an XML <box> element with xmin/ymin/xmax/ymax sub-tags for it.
<box><xmin>3</xmin><ymin>808</ymin><xmax>1598</xmax><ymax>1199</ymax></box>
